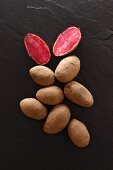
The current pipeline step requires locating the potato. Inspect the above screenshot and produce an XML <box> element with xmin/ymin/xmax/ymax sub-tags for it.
<box><xmin>43</xmin><ymin>104</ymin><xmax>71</xmax><ymax>134</ymax></box>
<box><xmin>64</xmin><ymin>81</ymin><xmax>94</xmax><ymax>107</ymax></box>
<box><xmin>29</xmin><ymin>66</ymin><xmax>55</xmax><ymax>86</ymax></box>
<box><xmin>36</xmin><ymin>86</ymin><xmax>64</xmax><ymax>105</ymax></box>
<box><xmin>68</xmin><ymin>119</ymin><xmax>90</xmax><ymax>148</ymax></box>
<box><xmin>20</xmin><ymin>98</ymin><xmax>47</xmax><ymax>120</ymax></box>
<box><xmin>55</xmin><ymin>56</ymin><xmax>80</xmax><ymax>83</ymax></box>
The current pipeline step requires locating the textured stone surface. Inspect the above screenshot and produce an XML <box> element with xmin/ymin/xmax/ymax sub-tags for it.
<box><xmin>0</xmin><ymin>0</ymin><xmax>113</xmax><ymax>169</ymax></box>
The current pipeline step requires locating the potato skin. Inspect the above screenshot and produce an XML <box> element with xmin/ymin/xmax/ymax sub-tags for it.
<box><xmin>29</xmin><ymin>66</ymin><xmax>55</xmax><ymax>86</ymax></box>
<box><xmin>68</xmin><ymin>119</ymin><xmax>90</xmax><ymax>148</ymax></box>
<box><xmin>55</xmin><ymin>56</ymin><xmax>80</xmax><ymax>83</ymax></box>
<box><xmin>20</xmin><ymin>98</ymin><xmax>47</xmax><ymax>120</ymax></box>
<box><xmin>64</xmin><ymin>81</ymin><xmax>94</xmax><ymax>107</ymax></box>
<box><xmin>36</xmin><ymin>86</ymin><xmax>64</xmax><ymax>105</ymax></box>
<box><xmin>43</xmin><ymin>104</ymin><xmax>71</xmax><ymax>134</ymax></box>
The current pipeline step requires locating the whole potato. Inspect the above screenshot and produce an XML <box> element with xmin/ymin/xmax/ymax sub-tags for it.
<box><xmin>55</xmin><ymin>56</ymin><xmax>80</xmax><ymax>83</ymax></box>
<box><xmin>64</xmin><ymin>81</ymin><xmax>94</xmax><ymax>107</ymax></box>
<box><xmin>36</xmin><ymin>86</ymin><xmax>64</xmax><ymax>105</ymax></box>
<box><xmin>29</xmin><ymin>66</ymin><xmax>55</xmax><ymax>86</ymax></box>
<box><xmin>68</xmin><ymin>119</ymin><xmax>90</xmax><ymax>148</ymax></box>
<box><xmin>43</xmin><ymin>104</ymin><xmax>71</xmax><ymax>134</ymax></box>
<box><xmin>20</xmin><ymin>98</ymin><xmax>47</xmax><ymax>120</ymax></box>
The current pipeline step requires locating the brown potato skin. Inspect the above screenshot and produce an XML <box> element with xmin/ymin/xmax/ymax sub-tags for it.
<box><xmin>55</xmin><ymin>56</ymin><xmax>80</xmax><ymax>83</ymax></box>
<box><xmin>36</xmin><ymin>86</ymin><xmax>64</xmax><ymax>105</ymax></box>
<box><xmin>20</xmin><ymin>98</ymin><xmax>47</xmax><ymax>120</ymax></box>
<box><xmin>64</xmin><ymin>81</ymin><xmax>94</xmax><ymax>107</ymax></box>
<box><xmin>68</xmin><ymin>119</ymin><xmax>90</xmax><ymax>148</ymax></box>
<box><xmin>29</xmin><ymin>66</ymin><xmax>55</xmax><ymax>86</ymax></box>
<box><xmin>43</xmin><ymin>104</ymin><xmax>71</xmax><ymax>134</ymax></box>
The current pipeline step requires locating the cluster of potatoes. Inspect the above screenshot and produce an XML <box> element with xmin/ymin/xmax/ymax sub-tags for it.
<box><xmin>20</xmin><ymin>56</ymin><xmax>94</xmax><ymax>148</ymax></box>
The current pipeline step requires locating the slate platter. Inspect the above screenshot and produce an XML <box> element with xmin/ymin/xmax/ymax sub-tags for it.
<box><xmin>0</xmin><ymin>0</ymin><xmax>113</xmax><ymax>169</ymax></box>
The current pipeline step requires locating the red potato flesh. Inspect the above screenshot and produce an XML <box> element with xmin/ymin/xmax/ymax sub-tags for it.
<box><xmin>53</xmin><ymin>27</ymin><xmax>81</xmax><ymax>57</ymax></box>
<box><xmin>24</xmin><ymin>33</ymin><xmax>51</xmax><ymax>65</ymax></box>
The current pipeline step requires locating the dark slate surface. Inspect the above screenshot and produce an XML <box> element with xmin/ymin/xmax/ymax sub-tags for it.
<box><xmin>0</xmin><ymin>0</ymin><xmax>113</xmax><ymax>169</ymax></box>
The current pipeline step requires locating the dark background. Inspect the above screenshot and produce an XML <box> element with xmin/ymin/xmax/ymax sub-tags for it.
<box><xmin>0</xmin><ymin>0</ymin><xmax>113</xmax><ymax>169</ymax></box>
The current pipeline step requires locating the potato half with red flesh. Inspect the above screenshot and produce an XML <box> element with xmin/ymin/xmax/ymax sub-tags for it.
<box><xmin>53</xmin><ymin>27</ymin><xmax>81</xmax><ymax>57</ymax></box>
<box><xmin>24</xmin><ymin>33</ymin><xmax>51</xmax><ymax>65</ymax></box>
